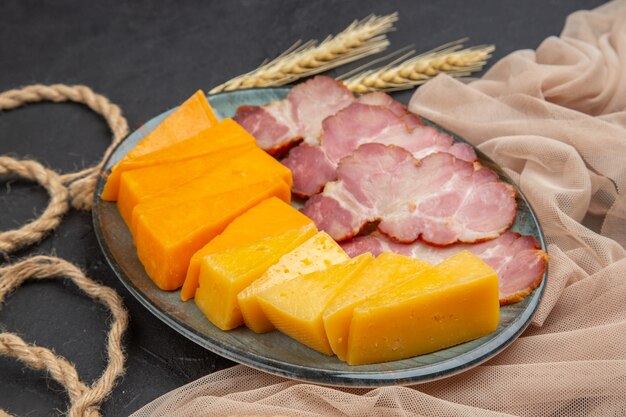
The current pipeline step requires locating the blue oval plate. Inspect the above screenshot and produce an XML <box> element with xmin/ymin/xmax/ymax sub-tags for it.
<box><xmin>93</xmin><ymin>87</ymin><xmax>547</xmax><ymax>387</ymax></box>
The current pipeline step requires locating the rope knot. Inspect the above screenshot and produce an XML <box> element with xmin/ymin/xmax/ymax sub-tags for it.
<box><xmin>0</xmin><ymin>84</ymin><xmax>129</xmax><ymax>252</ymax></box>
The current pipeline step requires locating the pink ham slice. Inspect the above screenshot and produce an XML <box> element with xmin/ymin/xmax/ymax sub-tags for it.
<box><xmin>283</xmin><ymin>144</ymin><xmax>337</xmax><ymax>198</ymax></box>
<box><xmin>233</xmin><ymin>101</ymin><xmax>301</xmax><ymax>157</ymax></box>
<box><xmin>233</xmin><ymin>76</ymin><xmax>421</xmax><ymax>157</ymax></box>
<box><xmin>357</xmin><ymin>91</ymin><xmax>420</xmax><ymax>122</ymax></box>
<box><xmin>233</xmin><ymin>76</ymin><xmax>353</xmax><ymax>156</ymax></box>
<box><xmin>357</xmin><ymin>91</ymin><xmax>425</xmax><ymax>128</ymax></box>
<box><xmin>341</xmin><ymin>231</ymin><xmax>548</xmax><ymax>305</ymax></box>
<box><xmin>290</xmin><ymin>76</ymin><xmax>355</xmax><ymax>144</ymax></box>
<box><xmin>403</xmin><ymin>113</ymin><xmax>424</xmax><ymax>130</ymax></box>
<box><xmin>283</xmin><ymin>102</ymin><xmax>476</xmax><ymax>197</ymax></box>
<box><xmin>302</xmin><ymin>143</ymin><xmax>517</xmax><ymax>245</ymax></box>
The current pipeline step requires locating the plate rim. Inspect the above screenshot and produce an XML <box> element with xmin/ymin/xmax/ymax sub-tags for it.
<box><xmin>92</xmin><ymin>86</ymin><xmax>548</xmax><ymax>387</ymax></box>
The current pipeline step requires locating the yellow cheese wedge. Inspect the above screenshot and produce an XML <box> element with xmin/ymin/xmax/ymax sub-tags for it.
<box><xmin>195</xmin><ymin>223</ymin><xmax>317</xmax><ymax>331</ymax></box>
<box><xmin>322</xmin><ymin>252</ymin><xmax>432</xmax><ymax>360</ymax></box>
<box><xmin>134</xmin><ymin>177</ymin><xmax>290</xmax><ymax>291</ymax></box>
<box><xmin>117</xmin><ymin>146</ymin><xmax>246</xmax><ymax>227</ymax></box>
<box><xmin>346</xmin><ymin>250</ymin><xmax>500</xmax><ymax>365</ymax></box>
<box><xmin>130</xmin><ymin>147</ymin><xmax>292</xmax><ymax>235</ymax></box>
<box><xmin>101</xmin><ymin>91</ymin><xmax>219</xmax><ymax>201</ymax></box>
<box><xmin>238</xmin><ymin>232</ymin><xmax>349</xmax><ymax>334</ymax></box>
<box><xmin>181</xmin><ymin>197</ymin><xmax>314</xmax><ymax>302</ymax></box>
<box><xmin>257</xmin><ymin>253</ymin><xmax>373</xmax><ymax>355</ymax></box>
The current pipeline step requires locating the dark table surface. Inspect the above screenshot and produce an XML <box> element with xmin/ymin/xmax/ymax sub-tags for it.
<box><xmin>0</xmin><ymin>1</ymin><xmax>607</xmax><ymax>415</ymax></box>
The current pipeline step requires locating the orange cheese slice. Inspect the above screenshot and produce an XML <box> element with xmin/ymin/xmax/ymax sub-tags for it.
<box><xmin>101</xmin><ymin>90</ymin><xmax>219</xmax><ymax>201</ymax></box>
<box><xmin>195</xmin><ymin>223</ymin><xmax>318</xmax><ymax>331</ymax></box>
<box><xmin>117</xmin><ymin>146</ymin><xmax>247</xmax><ymax>227</ymax></box>
<box><xmin>134</xmin><ymin>177</ymin><xmax>290</xmax><ymax>291</ymax></box>
<box><xmin>257</xmin><ymin>253</ymin><xmax>373</xmax><ymax>355</ymax></box>
<box><xmin>322</xmin><ymin>253</ymin><xmax>432</xmax><ymax>360</ymax></box>
<box><xmin>180</xmin><ymin>197</ymin><xmax>313</xmax><ymax>301</ymax></box>
<box><xmin>346</xmin><ymin>251</ymin><xmax>500</xmax><ymax>365</ymax></box>
<box><xmin>130</xmin><ymin>147</ymin><xmax>292</xmax><ymax>235</ymax></box>
<box><xmin>103</xmin><ymin>118</ymin><xmax>250</xmax><ymax>202</ymax></box>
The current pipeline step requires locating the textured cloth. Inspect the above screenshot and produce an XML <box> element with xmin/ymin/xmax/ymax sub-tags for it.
<box><xmin>131</xmin><ymin>2</ymin><xmax>626</xmax><ymax>416</ymax></box>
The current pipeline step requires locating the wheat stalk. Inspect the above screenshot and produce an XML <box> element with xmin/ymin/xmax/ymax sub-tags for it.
<box><xmin>340</xmin><ymin>42</ymin><xmax>495</xmax><ymax>93</ymax></box>
<box><xmin>209</xmin><ymin>13</ymin><xmax>398</xmax><ymax>94</ymax></box>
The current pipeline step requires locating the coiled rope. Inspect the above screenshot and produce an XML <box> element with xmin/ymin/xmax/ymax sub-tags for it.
<box><xmin>0</xmin><ymin>84</ymin><xmax>131</xmax><ymax>416</ymax></box>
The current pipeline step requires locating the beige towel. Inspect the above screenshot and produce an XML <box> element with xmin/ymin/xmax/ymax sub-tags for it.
<box><xmin>131</xmin><ymin>2</ymin><xmax>626</xmax><ymax>416</ymax></box>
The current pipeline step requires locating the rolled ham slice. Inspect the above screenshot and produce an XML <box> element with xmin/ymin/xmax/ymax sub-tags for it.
<box><xmin>341</xmin><ymin>231</ymin><xmax>547</xmax><ymax>305</ymax></box>
<box><xmin>283</xmin><ymin>102</ymin><xmax>476</xmax><ymax>198</ymax></box>
<box><xmin>302</xmin><ymin>143</ymin><xmax>517</xmax><ymax>245</ymax></box>
<box><xmin>233</xmin><ymin>76</ymin><xmax>353</xmax><ymax>156</ymax></box>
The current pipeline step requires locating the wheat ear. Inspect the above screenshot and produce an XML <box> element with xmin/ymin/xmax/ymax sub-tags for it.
<box><xmin>340</xmin><ymin>42</ymin><xmax>495</xmax><ymax>93</ymax></box>
<box><xmin>209</xmin><ymin>13</ymin><xmax>398</xmax><ymax>94</ymax></box>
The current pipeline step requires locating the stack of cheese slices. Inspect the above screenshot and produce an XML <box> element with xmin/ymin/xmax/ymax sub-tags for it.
<box><xmin>102</xmin><ymin>90</ymin><xmax>501</xmax><ymax>365</ymax></box>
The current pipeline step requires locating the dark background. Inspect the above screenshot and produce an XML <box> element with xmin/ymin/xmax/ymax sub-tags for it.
<box><xmin>0</xmin><ymin>1</ymin><xmax>607</xmax><ymax>415</ymax></box>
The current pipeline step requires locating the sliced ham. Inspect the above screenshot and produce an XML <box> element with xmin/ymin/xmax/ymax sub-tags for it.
<box><xmin>283</xmin><ymin>144</ymin><xmax>337</xmax><ymax>199</ymax></box>
<box><xmin>234</xmin><ymin>75</ymin><xmax>430</xmax><ymax>161</ymax></box>
<box><xmin>341</xmin><ymin>231</ymin><xmax>548</xmax><ymax>305</ymax></box>
<box><xmin>283</xmin><ymin>102</ymin><xmax>476</xmax><ymax>197</ymax></box>
<box><xmin>357</xmin><ymin>91</ymin><xmax>419</xmax><ymax>121</ymax></box>
<box><xmin>302</xmin><ymin>143</ymin><xmax>517</xmax><ymax>245</ymax></box>
<box><xmin>233</xmin><ymin>76</ymin><xmax>353</xmax><ymax>156</ymax></box>
<box><xmin>289</xmin><ymin>76</ymin><xmax>354</xmax><ymax>145</ymax></box>
<box><xmin>322</xmin><ymin>103</ymin><xmax>412</xmax><ymax>163</ymax></box>
<box><xmin>403</xmin><ymin>113</ymin><xmax>424</xmax><ymax>130</ymax></box>
<box><xmin>233</xmin><ymin>102</ymin><xmax>301</xmax><ymax>157</ymax></box>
